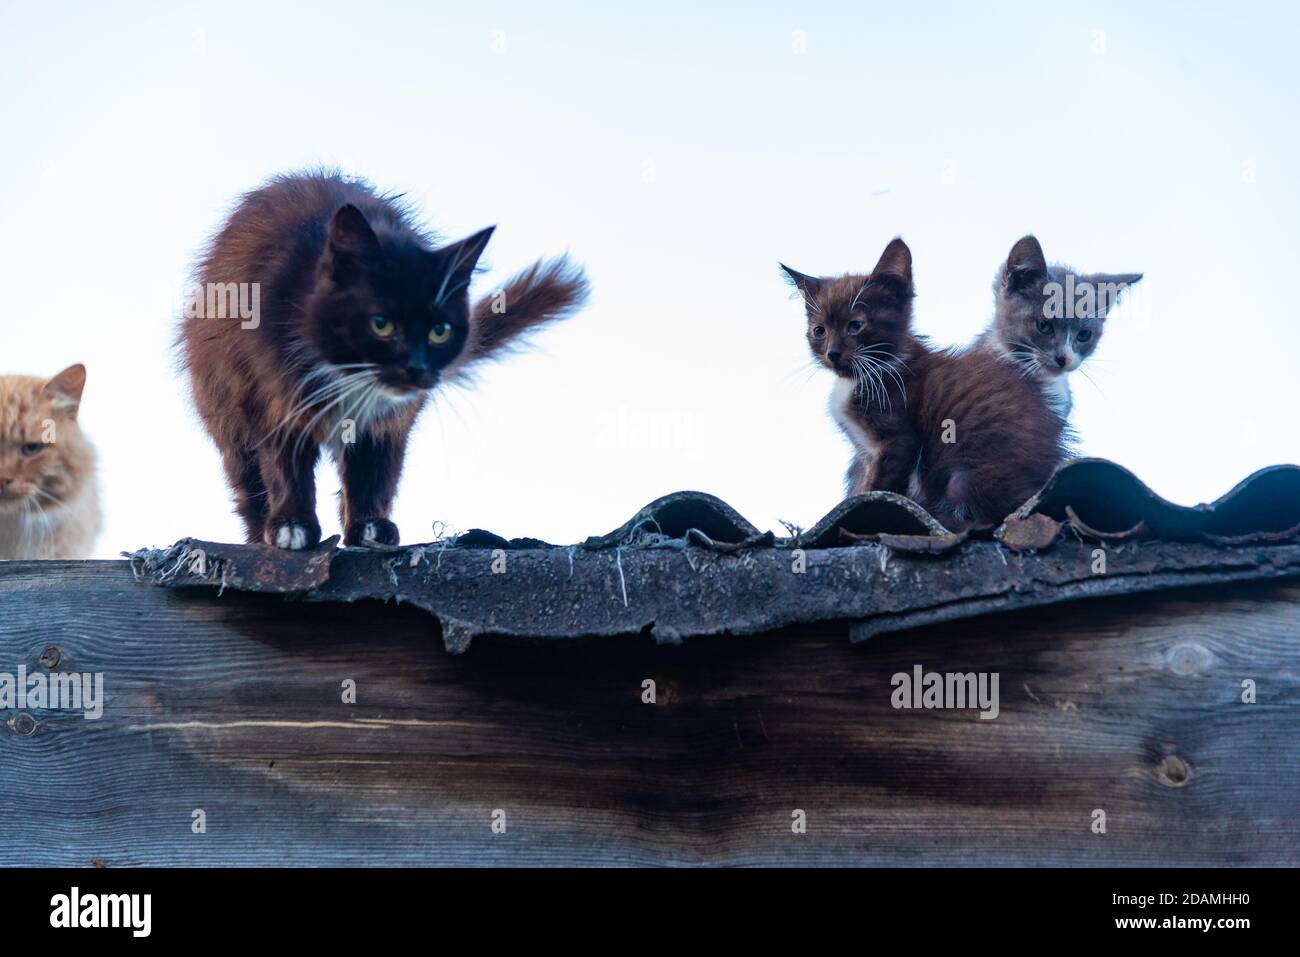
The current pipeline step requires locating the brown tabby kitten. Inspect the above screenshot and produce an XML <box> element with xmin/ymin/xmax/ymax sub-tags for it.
<box><xmin>181</xmin><ymin>170</ymin><xmax>588</xmax><ymax>549</ymax></box>
<box><xmin>0</xmin><ymin>365</ymin><xmax>102</xmax><ymax>559</ymax></box>
<box><xmin>977</xmin><ymin>234</ymin><xmax>1142</xmax><ymax>417</ymax></box>
<box><xmin>783</xmin><ymin>239</ymin><xmax>1066</xmax><ymax>529</ymax></box>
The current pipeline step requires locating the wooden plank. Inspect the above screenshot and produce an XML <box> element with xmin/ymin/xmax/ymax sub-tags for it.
<box><xmin>1</xmin><ymin>561</ymin><xmax>1297</xmax><ymax>865</ymax></box>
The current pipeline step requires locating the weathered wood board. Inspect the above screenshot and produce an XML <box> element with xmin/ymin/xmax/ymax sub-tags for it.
<box><xmin>0</xmin><ymin>560</ymin><xmax>1297</xmax><ymax>866</ymax></box>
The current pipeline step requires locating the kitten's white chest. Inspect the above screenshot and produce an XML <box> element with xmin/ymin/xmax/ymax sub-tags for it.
<box><xmin>830</xmin><ymin>378</ymin><xmax>877</xmax><ymax>460</ymax></box>
<box><xmin>1043</xmin><ymin>375</ymin><xmax>1073</xmax><ymax>419</ymax></box>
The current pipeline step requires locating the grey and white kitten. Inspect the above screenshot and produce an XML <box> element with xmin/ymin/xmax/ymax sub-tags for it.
<box><xmin>976</xmin><ymin>235</ymin><xmax>1141</xmax><ymax>418</ymax></box>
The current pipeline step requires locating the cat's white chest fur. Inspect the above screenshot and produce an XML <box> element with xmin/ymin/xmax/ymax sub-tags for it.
<box><xmin>320</xmin><ymin>383</ymin><xmax>414</xmax><ymax>458</ymax></box>
<box><xmin>830</xmin><ymin>378</ymin><xmax>877</xmax><ymax>461</ymax></box>
<box><xmin>1043</xmin><ymin>375</ymin><xmax>1073</xmax><ymax>419</ymax></box>
<box><xmin>830</xmin><ymin>378</ymin><xmax>925</xmax><ymax>499</ymax></box>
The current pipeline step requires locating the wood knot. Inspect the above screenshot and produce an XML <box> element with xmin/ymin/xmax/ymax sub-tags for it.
<box><xmin>1155</xmin><ymin>754</ymin><xmax>1191</xmax><ymax>787</ymax></box>
<box><xmin>39</xmin><ymin>645</ymin><xmax>61</xmax><ymax>669</ymax></box>
<box><xmin>658</xmin><ymin>680</ymin><xmax>682</xmax><ymax>706</ymax></box>
<box><xmin>1168</xmin><ymin>642</ymin><xmax>1211</xmax><ymax>676</ymax></box>
<box><xmin>7</xmin><ymin>713</ymin><xmax>38</xmax><ymax>737</ymax></box>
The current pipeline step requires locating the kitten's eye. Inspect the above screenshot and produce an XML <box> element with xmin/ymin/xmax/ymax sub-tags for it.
<box><xmin>846</xmin><ymin>320</ymin><xmax>865</xmax><ymax>335</ymax></box>
<box><xmin>21</xmin><ymin>442</ymin><xmax>44</xmax><ymax>457</ymax></box>
<box><xmin>428</xmin><ymin>322</ymin><xmax>453</xmax><ymax>345</ymax></box>
<box><xmin>369</xmin><ymin>315</ymin><xmax>394</xmax><ymax>338</ymax></box>
<box><xmin>811</xmin><ymin>325</ymin><xmax>827</xmax><ymax>339</ymax></box>
<box><xmin>1036</xmin><ymin>319</ymin><xmax>1054</xmax><ymax>336</ymax></box>
<box><xmin>1076</xmin><ymin>329</ymin><xmax>1093</xmax><ymax>343</ymax></box>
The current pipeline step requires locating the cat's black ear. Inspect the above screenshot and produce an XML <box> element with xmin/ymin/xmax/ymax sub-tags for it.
<box><xmin>326</xmin><ymin>204</ymin><xmax>382</xmax><ymax>279</ymax></box>
<box><xmin>779</xmin><ymin>263</ymin><xmax>822</xmax><ymax>300</ymax></box>
<box><xmin>1084</xmin><ymin>271</ymin><xmax>1143</xmax><ymax>318</ymax></box>
<box><xmin>870</xmin><ymin>238</ymin><xmax>912</xmax><ymax>286</ymax></box>
<box><xmin>1004</xmin><ymin>235</ymin><xmax>1047</xmax><ymax>293</ymax></box>
<box><xmin>433</xmin><ymin>226</ymin><xmax>496</xmax><ymax>303</ymax></box>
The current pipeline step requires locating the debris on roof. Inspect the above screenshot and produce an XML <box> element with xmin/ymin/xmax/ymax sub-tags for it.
<box><xmin>128</xmin><ymin>459</ymin><xmax>1300</xmax><ymax>653</ymax></box>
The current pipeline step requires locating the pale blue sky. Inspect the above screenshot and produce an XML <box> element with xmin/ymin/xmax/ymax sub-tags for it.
<box><xmin>2</xmin><ymin>1</ymin><xmax>1296</xmax><ymax>555</ymax></box>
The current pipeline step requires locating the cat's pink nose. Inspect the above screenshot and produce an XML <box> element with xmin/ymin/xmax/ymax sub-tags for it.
<box><xmin>0</xmin><ymin>478</ymin><xmax>10</xmax><ymax>493</ymax></box>
<box><xmin>1054</xmin><ymin>355</ymin><xmax>1068</xmax><ymax>368</ymax></box>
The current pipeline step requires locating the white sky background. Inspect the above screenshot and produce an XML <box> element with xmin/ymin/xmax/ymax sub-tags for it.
<box><xmin>1</xmin><ymin>1</ymin><xmax>1297</xmax><ymax>557</ymax></box>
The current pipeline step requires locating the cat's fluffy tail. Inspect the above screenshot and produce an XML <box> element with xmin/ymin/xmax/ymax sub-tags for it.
<box><xmin>462</xmin><ymin>256</ymin><xmax>589</xmax><ymax>365</ymax></box>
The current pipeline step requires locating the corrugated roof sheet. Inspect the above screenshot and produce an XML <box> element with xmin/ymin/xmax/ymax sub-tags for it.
<box><xmin>129</xmin><ymin>458</ymin><xmax>1300</xmax><ymax>652</ymax></box>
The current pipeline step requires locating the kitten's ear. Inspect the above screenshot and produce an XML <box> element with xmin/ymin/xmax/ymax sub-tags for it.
<box><xmin>779</xmin><ymin>263</ymin><xmax>822</xmax><ymax>300</ymax></box>
<box><xmin>43</xmin><ymin>363</ymin><xmax>86</xmax><ymax>416</ymax></box>
<box><xmin>869</xmin><ymin>238</ymin><xmax>913</xmax><ymax>291</ymax></box>
<box><xmin>326</xmin><ymin>204</ymin><xmax>382</xmax><ymax>278</ymax></box>
<box><xmin>433</xmin><ymin>226</ymin><xmax>496</xmax><ymax>302</ymax></box>
<box><xmin>1085</xmin><ymin>271</ymin><xmax>1144</xmax><ymax>318</ymax></box>
<box><xmin>871</xmin><ymin>238</ymin><xmax>912</xmax><ymax>282</ymax></box>
<box><xmin>1004</xmin><ymin>235</ymin><xmax>1047</xmax><ymax>293</ymax></box>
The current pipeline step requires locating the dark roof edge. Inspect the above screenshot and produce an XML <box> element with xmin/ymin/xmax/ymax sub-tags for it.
<box><xmin>125</xmin><ymin>534</ymin><xmax>1300</xmax><ymax>654</ymax></box>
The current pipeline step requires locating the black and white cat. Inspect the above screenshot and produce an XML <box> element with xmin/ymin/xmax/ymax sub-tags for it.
<box><xmin>181</xmin><ymin>170</ymin><xmax>589</xmax><ymax>549</ymax></box>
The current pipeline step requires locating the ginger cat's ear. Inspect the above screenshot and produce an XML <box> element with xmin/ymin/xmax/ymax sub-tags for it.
<box><xmin>44</xmin><ymin>363</ymin><xmax>87</xmax><ymax>416</ymax></box>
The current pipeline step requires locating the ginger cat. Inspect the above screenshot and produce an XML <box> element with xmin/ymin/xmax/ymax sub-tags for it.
<box><xmin>0</xmin><ymin>364</ymin><xmax>102</xmax><ymax>559</ymax></box>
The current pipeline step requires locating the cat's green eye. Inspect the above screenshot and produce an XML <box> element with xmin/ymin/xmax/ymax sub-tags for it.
<box><xmin>811</xmin><ymin>325</ymin><xmax>827</xmax><ymax>339</ymax></box>
<box><xmin>1036</xmin><ymin>319</ymin><xmax>1054</xmax><ymax>336</ymax></box>
<box><xmin>369</xmin><ymin>315</ymin><xmax>394</xmax><ymax>338</ymax></box>
<box><xmin>846</xmin><ymin>320</ymin><xmax>865</xmax><ymax>335</ymax></box>
<box><xmin>20</xmin><ymin>442</ymin><xmax>44</xmax><ymax>457</ymax></box>
<box><xmin>428</xmin><ymin>322</ymin><xmax>453</xmax><ymax>345</ymax></box>
<box><xmin>1076</xmin><ymin>328</ymin><xmax>1093</xmax><ymax>343</ymax></box>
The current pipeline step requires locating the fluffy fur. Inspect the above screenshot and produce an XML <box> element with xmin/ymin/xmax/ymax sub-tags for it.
<box><xmin>783</xmin><ymin>239</ymin><xmax>1067</xmax><ymax>529</ymax></box>
<box><xmin>976</xmin><ymin>235</ymin><xmax>1141</xmax><ymax>417</ymax></box>
<box><xmin>180</xmin><ymin>170</ymin><xmax>588</xmax><ymax>549</ymax></box>
<box><xmin>0</xmin><ymin>365</ymin><xmax>102</xmax><ymax>559</ymax></box>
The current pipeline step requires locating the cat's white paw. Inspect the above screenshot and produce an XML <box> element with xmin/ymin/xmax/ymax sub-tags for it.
<box><xmin>271</xmin><ymin>522</ymin><xmax>313</xmax><ymax>550</ymax></box>
<box><xmin>345</xmin><ymin>517</ymin><xmax>399</xmax><ymax>548</ymax></box>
